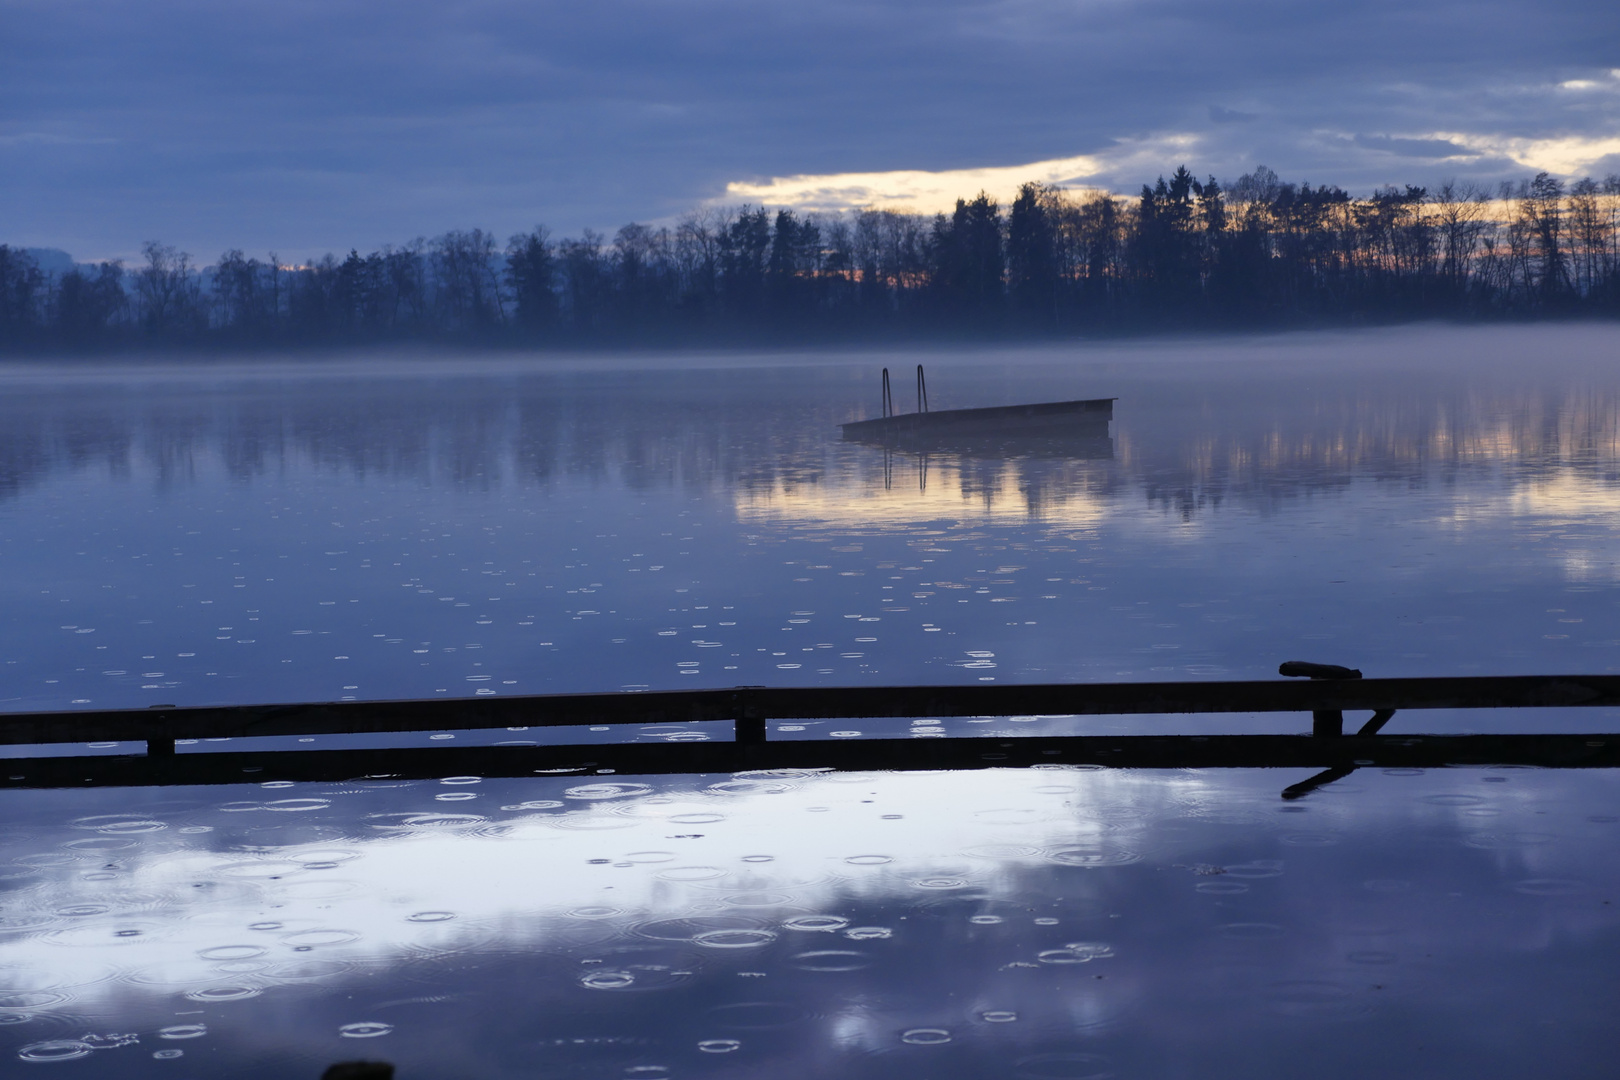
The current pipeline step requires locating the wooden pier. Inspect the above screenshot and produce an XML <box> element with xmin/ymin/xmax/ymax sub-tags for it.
<box><xmin>1</xmin><ymin>667</ymin><xmax>1618</xmax><ymax>792</ymax></box>
<box><xmin>839</xmin><ymin>365</ymin><xmax>1113</xmax><ymax>453</ymax></box>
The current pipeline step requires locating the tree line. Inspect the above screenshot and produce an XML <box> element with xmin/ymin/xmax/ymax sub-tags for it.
<box><xmin>3</xmin><ymin>165</ymin><xmax>1619</xmax><ymax>351</ymax></box>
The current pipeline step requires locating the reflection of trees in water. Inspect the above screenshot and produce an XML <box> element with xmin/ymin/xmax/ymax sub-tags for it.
<box><xmin>0</xmin><ymin>377</ymin><xmax>1615</xmax><ymax>518</ymax></box>
<box><xmin>0</xmin><ymin>382</ymin><xmax>833</xmax><ymax>504</ymax></box>
<box><xmin>1120</xmin><ymin>380</ymin><xmax>1620</xmax><ymax>519</ymax></box>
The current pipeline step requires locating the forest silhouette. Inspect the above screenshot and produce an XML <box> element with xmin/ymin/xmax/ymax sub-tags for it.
<box><xmin>3</xmin><ymin>165</ymin><xmax>1618</xmax><ymax>352</ymax></box>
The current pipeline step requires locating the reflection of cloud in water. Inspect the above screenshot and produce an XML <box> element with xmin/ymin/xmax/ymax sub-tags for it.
<box><xmin>735</xmin><ymin>461</ymin><xmax>1114</xmax><ymax>527</ymax></box>
<box><xmin>1510</xmin><ymin>471</ymin><xmax>1620</xmax><ymax>522</ymax></box>
<box><xmin>2</xmin><ymin>765</ymin><xmax>1618</xmax><ymax>1076</ymax></box>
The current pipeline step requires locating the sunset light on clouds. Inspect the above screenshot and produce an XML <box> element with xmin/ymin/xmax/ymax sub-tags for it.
<box><xmin>1429</xmin><ymin>132</ymin><xmax>1620</xmax><ymax>177</ymax></box>
<box><xmin>717</xmin><ymin>138</ymin><xmax>1203</xmax><ymax>214</ymax></box>
<box><xmin>720</xmin><ymin>155</ymin><xmax>1108</xmax><ymax>215</ymax></box>
<box><xmin>4</xmin><ymin>0</ymin><xmax>1618</xmax><ymax>257</ymax></box>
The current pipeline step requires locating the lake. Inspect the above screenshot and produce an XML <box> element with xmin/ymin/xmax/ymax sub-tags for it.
<box><xmin>1</xmin><ymin>324</ymin><xmax>1618</xmax><ymax>1077</ymax></box>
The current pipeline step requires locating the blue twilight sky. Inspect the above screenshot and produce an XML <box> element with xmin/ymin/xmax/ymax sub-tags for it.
<box><xmin>4</xmin><ymin>0</ymin><xmax>1619</xmax><ymax>263</ymax></box>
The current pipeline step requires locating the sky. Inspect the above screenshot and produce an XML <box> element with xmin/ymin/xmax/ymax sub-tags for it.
<box><xmin>5</xmin><ymin>0</ymin><xmax>1619</xmax><ymax>263</ymax></box>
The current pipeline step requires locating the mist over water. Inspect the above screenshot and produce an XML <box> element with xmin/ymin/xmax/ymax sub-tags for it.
<box><xmin>3</xmin><ymin>325</ymin><xmax>1620</xmax><ymax>715</ymax></box>
<box><xmin>1</xmin><ymin>324</ymin><xmax>1619</xmax><ymax>1077</ymax></box>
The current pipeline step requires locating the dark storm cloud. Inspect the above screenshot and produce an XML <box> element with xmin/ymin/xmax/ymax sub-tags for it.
<box><xmin>3</xmin><ymin>0</ymin><xmax>1616</xmax><ymax>259</ymax></box>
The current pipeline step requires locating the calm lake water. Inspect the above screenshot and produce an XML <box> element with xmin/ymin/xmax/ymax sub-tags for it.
<box><xmin>1</xmin><ymin>325</ymin><xmax>1618</xmax><ymax>1077</ymax></box>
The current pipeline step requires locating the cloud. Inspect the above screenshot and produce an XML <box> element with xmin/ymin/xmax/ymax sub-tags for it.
<box><xmin>1557</xmin><ymin>71</ymin><xmax>1620</xmax><ymax>92</ymax></box>
<box><xmin>4</xmin><ymin>0</ymin><xmax>1620</xmax><ymax>257</ymax></box>
<box><xmin>716</xmin><ymin>136</ymin><xmax>1205</xmax><ymax>214</ymax></box>
<box><xmin>0</xmin><ymin>132</ymin><xmax>118</xmax><ymax>147</ymax></box>
<box><xmin>1351</xmin><ymin>134</ymin><xmax>1473</xmax><ymax>159</ymax></box>
<box><xmin>1428</xmin><ymin>132</ymin><xmax>1620</xmax><ymax>176</ymax></box>
<box><xmin>722</xmin><ymin>155</ymin><xmax>1106</xmax><ymax>214</ymax></box>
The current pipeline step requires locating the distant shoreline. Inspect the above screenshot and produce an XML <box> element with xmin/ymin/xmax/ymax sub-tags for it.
<box><xmin>2</xmin><ymin>323</ymin><xmax>1617</xmax><ymax>384</ymax></box>
<box><xmin>5</xmin><ymin>168</ymin><xmax>1619</xmax><ymax>356</ymax></box>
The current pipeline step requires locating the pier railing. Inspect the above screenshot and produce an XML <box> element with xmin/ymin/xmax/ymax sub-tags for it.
<box><xmin>1</xmin><ymin>664</ymin><xmax>1618</xmax><ymax>792</ymax></box>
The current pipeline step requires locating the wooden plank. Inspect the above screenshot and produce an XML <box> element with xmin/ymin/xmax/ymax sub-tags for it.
<box><xmin>1</xmin><ymin>731</ymin><xmax>1615</xmax><ymax>791</ymax></box>
<box><xmin>840</xmin><ymin>397</ymin><xmax>1115</xmax><ymax>438</ymax></box>
<box><xmin>4</xmin><ymin>674</ymin><xmax>1620</xmax><ymax>747</ymax></box>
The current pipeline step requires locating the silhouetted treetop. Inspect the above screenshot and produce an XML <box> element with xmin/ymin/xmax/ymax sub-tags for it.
<box><xmin>5</xmin><ymin>164</ymin><xmax>1620</xmax><ymax>352</ymax></box>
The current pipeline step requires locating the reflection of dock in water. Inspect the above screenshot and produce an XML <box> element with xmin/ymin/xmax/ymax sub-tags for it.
<box><xmin>840</xmin><ymin>366</ymin><xmax>1114</xmax><ymax>459</ymax></box>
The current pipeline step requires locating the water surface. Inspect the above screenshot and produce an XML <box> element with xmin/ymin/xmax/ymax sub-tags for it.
<box><xmin>1</xmin><ymin>325</ymin><xmax>1618</xmax><ymax>1076</ymax></box>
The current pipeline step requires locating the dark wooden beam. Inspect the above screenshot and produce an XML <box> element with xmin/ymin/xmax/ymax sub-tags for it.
<box><xmin>4</xmin><ymin>674</ymin><xmax>1620</xmax><ymax>747</ymax></box>
<box><xmin>1</xmin><ymin>732</ymin><xmax>1614</xmax><ymax>791</ymax></box>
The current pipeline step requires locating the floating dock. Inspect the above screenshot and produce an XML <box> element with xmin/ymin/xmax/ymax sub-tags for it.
<box><xmin>841</xmin><ymin>397</ymin><xmax>1115</xmax><ymax>441</ymax></box>
<box><xmin>840</xmin><ymin>365</ymin><xmax>1113</xmax><ymax>452</ymax></box>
